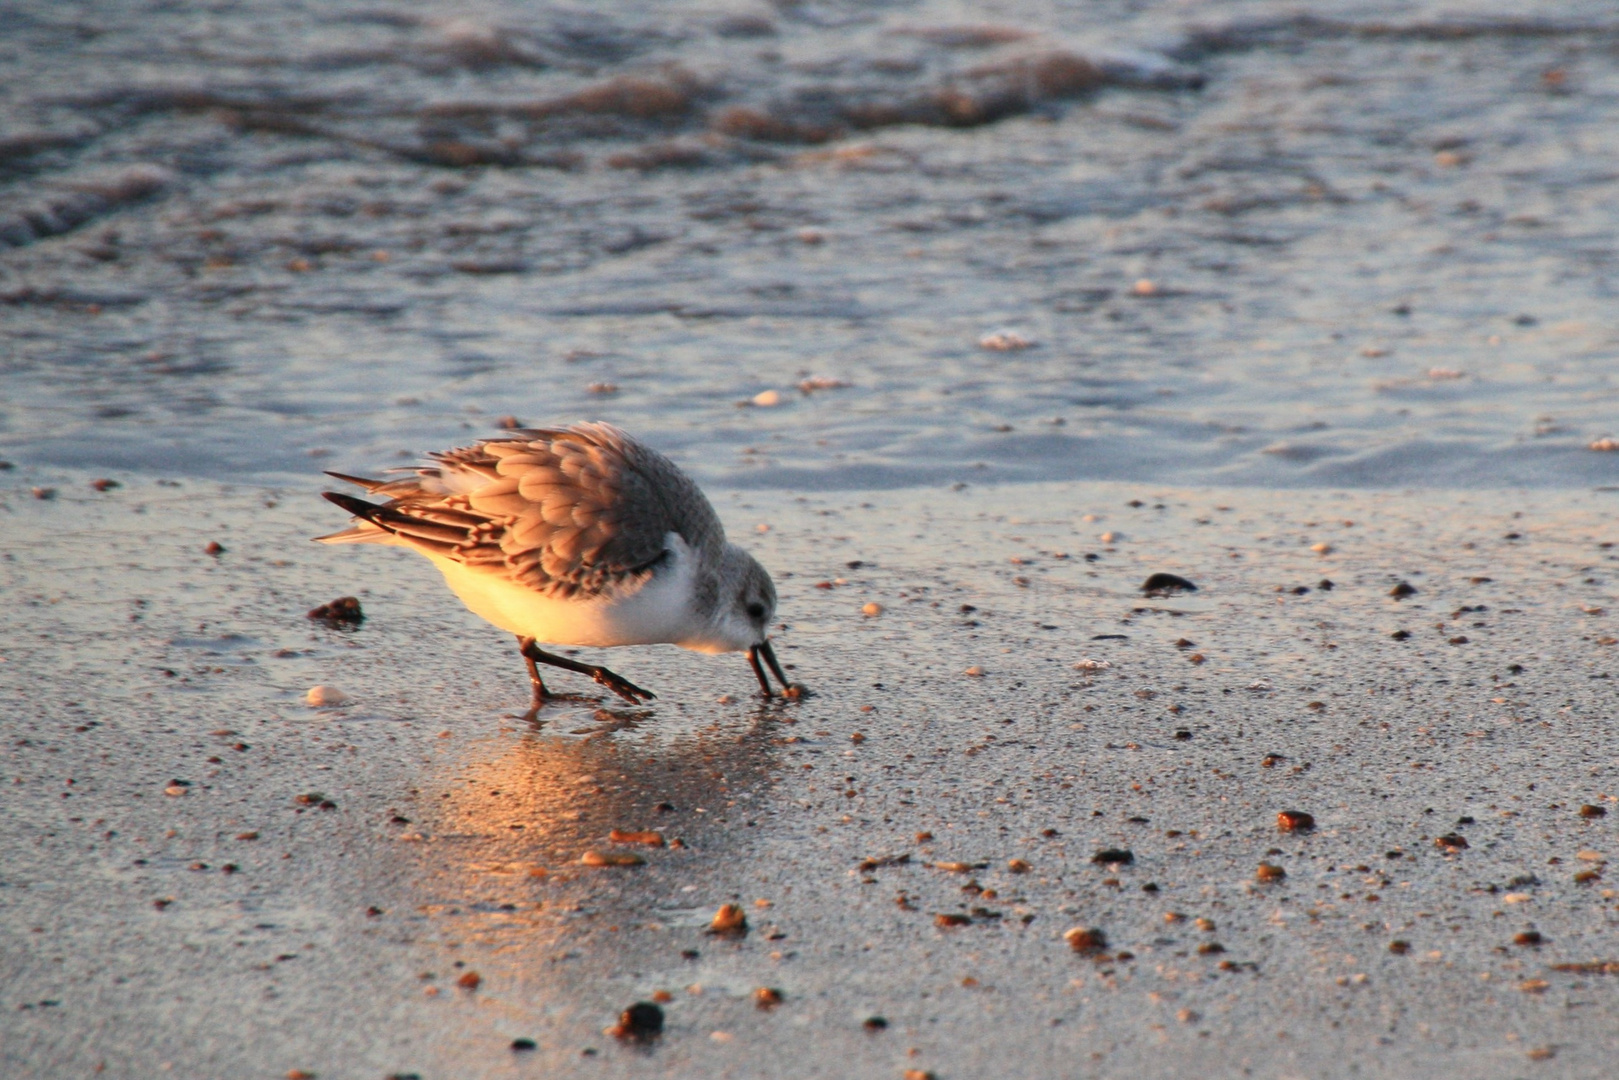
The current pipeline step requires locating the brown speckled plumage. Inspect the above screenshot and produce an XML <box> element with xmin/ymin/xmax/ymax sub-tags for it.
<box><xmin>321</xmin><ymin>422</ymin><xmax>726</xmax><ymax>602</ymax></box>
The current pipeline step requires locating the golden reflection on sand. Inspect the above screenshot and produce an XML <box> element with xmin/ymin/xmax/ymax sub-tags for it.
<box><xmin>403</xmin><ymin>704</ymin><xmax>787</xmax><ymax>955</ymax></box>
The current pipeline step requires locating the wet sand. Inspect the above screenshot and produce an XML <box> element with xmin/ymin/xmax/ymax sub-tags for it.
<box><xmin>3</xmin><ymin>475</ymin><xmax>1615</xmax><ymax>1078</ymax></box>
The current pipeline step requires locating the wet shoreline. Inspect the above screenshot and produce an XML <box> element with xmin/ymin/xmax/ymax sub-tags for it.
<box><xmin>4</xmin><ymin>473</ymin><xmax>1617</xmax><ymax>1076</ymax></box>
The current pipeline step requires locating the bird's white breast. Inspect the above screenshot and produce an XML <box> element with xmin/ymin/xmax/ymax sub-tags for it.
<box><xmin>424</xmin><ymin>532</ymin><xmax>706</xmax><ymax>649</ymax></box>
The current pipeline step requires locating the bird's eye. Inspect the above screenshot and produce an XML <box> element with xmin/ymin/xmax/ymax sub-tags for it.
<box><xmin>746</xmin><ymin>601</ymin><xmax>766</xmax><ymax>619</ymax></box>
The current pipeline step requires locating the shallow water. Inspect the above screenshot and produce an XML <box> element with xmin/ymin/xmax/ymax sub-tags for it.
<box><xmin>3</xmin><ymin>1</ymin><xmax>1618</xmax><ymax>491</ymax></box>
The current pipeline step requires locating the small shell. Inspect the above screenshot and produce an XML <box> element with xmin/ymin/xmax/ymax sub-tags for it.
<box><xmin>305</xmin><ymin>685</ymin><xmax>349</xmax><ymax>708</ymax></box>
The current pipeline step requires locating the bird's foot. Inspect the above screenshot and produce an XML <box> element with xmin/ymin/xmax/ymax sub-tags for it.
<box><xmin>588</xmin><ymin>665</ymin><xmax>656</xmax><ymax>704</ymax></box>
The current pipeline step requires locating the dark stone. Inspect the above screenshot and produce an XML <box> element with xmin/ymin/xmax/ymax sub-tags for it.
<box><xmin>308</xmin><ymin>596</ymin><xmax>364</xmax><ymax>626</ymax></box>
<box><xmin>1141</xmin><ymin>573</ymin><xmax>1197</xmax><ymax>597</ymax></box>
<box><xmin>613</xmin><ymin>1002</ymin><xmax>664</xmax><ymax>1041</ymax></box>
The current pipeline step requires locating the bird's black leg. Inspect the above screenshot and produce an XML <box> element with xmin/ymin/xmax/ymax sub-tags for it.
<box><xmin>747</xmin><ymin>645</ymin><xmax>773</xmax><ymax>697</ymax></box>
<box><xmin>517</xmin><ymin>635</ymin><xmax>547</xmax><ymax>707</ymax></box>
<box><xmin>519</xmin><ymin>640</ymin><xmax>656</xmax><ymax>704</ymax></box>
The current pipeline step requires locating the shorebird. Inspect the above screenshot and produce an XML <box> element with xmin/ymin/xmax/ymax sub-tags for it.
<box><xmin>315</xmin><ymin>422</ymin><xmax>796</xmax><ymax>706</ymax></box>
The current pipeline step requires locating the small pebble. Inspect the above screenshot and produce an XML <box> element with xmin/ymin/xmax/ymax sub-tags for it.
<box><xmin>1256</xmin><ymin>863</ymin><xmax>1286</xmax><ymax>883</ymax></box>
<box><xmin>204</xmin><ymin>541</ymin><xmax>225</xmax><ymax>556</ymax></box>
<box><xmin>511</xmin><ymin>1039</ymin><xmax>537</xmax><ymax>1052</ymax></box>
<box><xmin>457</xmin><ymin>971</ymin><xmax>481</xmax><ymax>990</ymax></box>
<box><xmin>752</xmin><ymin>389</ymin><xmax>783</xmax><ymax>407</ymax></box>
<box><xmin>754</xmin><ymin>987</ymin><xmax>783</xmax><ymax>1009</ymax></box>
<box><xmin>307</xmin><ymin>596</ymin><xmax>363</xmax><ymax>626</ymax></box>
<box><xmin>1073</xmin><ymin>658</ymin><xmax>1111</xmax><ymax>672</ymax></box>
<box><xmin>1091</xmin><ymin>849</ymin><xmax>1134</xmax><ymax>866</ymax></box>
<box><xmin>1434</xmin><ymin>833</ymin><xmax>1469</xmax><ymax>851</ymax></box>
<box><xmin>1064</xmin><ymin>926</ymin><xmax>1107</xmax><ymax>953</ymax></box>
<box><xmin>32</xmin><ymin>487</ymin><xmax>57</xmax><ymax>500</ymax></box>
<box><xmin>581</xmin><ymin>851</ymin><xmax>645</xmax><ymax>867</ymax></box>
<box><xmin>608</xmin><ymin>829</ymin><xmax>666</xmax><ymax>846</ymax></box>
<box><xmin>305</xmin><ymin>685</ymin><xmax>349</xmax><ymax>708</ymax></box>
<box><xmin>1131</xmin><ymin>278</ymin><xmax>1158</xmax><ymax>296</ymax></box>
<box><xmin>1514</xmin><ymin>931</ymin><xmax>1544</xmax><ymax>947</ymax></box>
<box><xmin>1008</xmin><ymin>859</ymin><xmax>1031</xmax><ymax>874</ymax></box>
<box><xmin>1589</xmin><ymin>437</ymin><xmax>1619</xmax><ymax>452</ymax></box>
<box><xmin>979</xmin><ymin>329</ymin><xmax>1033</xmax><ymax>351</ymax></box>
<box><xmin>1389</xmin><ymin>940</ymin><xmax>1410</xmax><ymax>955</ymax></box>
<box><xmin>963</xmin><ymin>666</ymin><xmax>984</xmax><ymax>677</ymax></box>
<box><xmin>863</xmin><ymin>1016</ymin><xmax>888</xmax><ymax>1031</ymax></box>
<box><xmin>90</xmin><ymin>478</ymin><xmax>120</xmax><ymax>491</ymax></box>
<box><xmin>1579</xmin><ymin>804</ymin><xmax>1606</xmax><ymax>819</ymax></box>
<box><xmin>1141</xmin><ymin>573</ymin><xmax>1197</xmax><ymax>596</ymax></box>
<box><xmin>1389</xmin><ymin>581</ymin><xmax>1417</xmax><ymax>599</ymax></box>
<box><xmin>1277</xmin><ymin>810</ymin><xmax>1315</xmax><ymax>832</ymax></box>
<box><xmin>708</xmin><ymin>903</ymin><xmax>747</xmax><ymax>935</ymax></box>
<box><xmin>904</xmin><ymin>1071</ymin><xmax>938</xmax><ymax>1080</ymax></box>
<box><xmin>1310</xmin><ymin>542</ymin><xmax>1332</xmax><ymax>554</ymax></box>
<box><xmin>1194</xmin><ymin>918</ymin><xmax>1215</xmax><ymax>932</ymax></box>
<box><xmin>611</xmin><ymin>1002</ymin><xmax>664</xmax><ymax>1041</ymax></box>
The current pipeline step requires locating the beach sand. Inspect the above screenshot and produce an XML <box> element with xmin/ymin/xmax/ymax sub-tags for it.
<box><xmin>3</xmin><ymin>475</ymin><xmax>1615</xmax><ymax>1077</ymax></box>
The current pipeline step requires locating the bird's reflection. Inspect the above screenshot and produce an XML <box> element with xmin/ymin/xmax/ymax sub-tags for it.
<box><xmin>398</xmin><ymin>703</ymin><xmax>789</xmax><ymax>955</ymax></box>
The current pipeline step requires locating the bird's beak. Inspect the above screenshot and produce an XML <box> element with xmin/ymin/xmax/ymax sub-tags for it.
<box><xmin>747</xmin><ymin>639</ymin><xmax>794</xmax><ymax>697</ymax></box>
<box><xmin>757</xmin><ymin>639</ymin><xmax>790</xmax><ymax>688</ymax></box>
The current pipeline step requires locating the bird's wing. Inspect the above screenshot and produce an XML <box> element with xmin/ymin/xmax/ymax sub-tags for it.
<box><xmin>318</xmin><ymin>422</ymin><xmax>725</xmax><ymax>599</ymax></box>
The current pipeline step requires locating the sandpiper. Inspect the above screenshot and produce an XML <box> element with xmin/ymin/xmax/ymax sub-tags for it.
<box><xmin>315</xmin><ymin>422</ymin><xmax>796</xmax><ymax>706</ymax></box>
